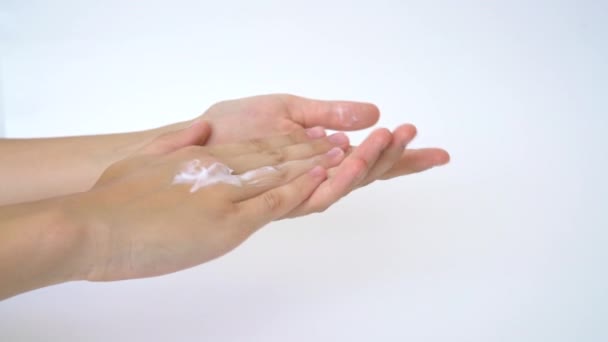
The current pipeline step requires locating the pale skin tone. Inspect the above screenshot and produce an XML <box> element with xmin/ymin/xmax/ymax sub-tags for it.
<box><xmin>0</xmin><ymin>94</ymin><xmax>449</xmax><ymax>299</ymax></box>
<box><xmin>0</xmin><ymin>94</ymin><xmax>449</xmax><ymax>206</ymax></box>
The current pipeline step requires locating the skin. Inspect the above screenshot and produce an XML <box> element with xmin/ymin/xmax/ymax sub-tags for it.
<box><xmin>0</xmin><ymin>94</ymin><xmax>449</xmax><ymax>206</ymax></box>
<box><xmin>0</xmin><ymin>93</ymin><xmax>450</xmax><ymax>299</ymax></box>
<box><xmin>196</xmin><ymin>94</ymin><xmax>450</xmax><ymax>215</ymax></box>
<box><xmin>0</xmin><ymin>121</ymin><xmax>349</xmax><ymax>299</ymax></box>
<box><xmin>200</xmin><ymin>94</ymin><xmax>449</xmax><ymax>181</ymax></box>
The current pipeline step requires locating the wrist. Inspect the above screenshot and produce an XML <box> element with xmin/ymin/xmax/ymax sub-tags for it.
<box><xmin>0</xmin><ymin>195</ymin><xmax>93</xmax><ymax>299</ymax></box>
<box><xmin>36</xmin><ymin>195</ymin><xmax>95</xmax><ymax>284</ymax></box>
<box><xmin>57</xmin><ymin>192</ymin><xmax>106</xmax><ymax>282</ymax></box>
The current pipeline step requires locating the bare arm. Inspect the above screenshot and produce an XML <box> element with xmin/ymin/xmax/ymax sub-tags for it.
<box><xmin>0</xmin><ymin>94</ymin><xmax>449</xmax><ymax>298</ymax></box>
<box><xmin>0</xmin><ymin>121</ymin><xmax>189</xmax><ymax>205</ymax></box>
<box><xmin>0</xmin><ymin>122</ymin><xmax>347</xmax><ymax>300</ymax></box>
<box><xmin>0</xmin><ymin>195</ymin><xmax>89</xmax><ymax>299</ymax></box>
<box><xmin>0</xmin><ymin>94</ymin><xmax>449</xmax><ymax>207</ymax></box>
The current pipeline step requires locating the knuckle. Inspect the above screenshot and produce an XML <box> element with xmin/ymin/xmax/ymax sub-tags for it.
<box><xmin>276</xmin><ymin>120</ymin><xmax>301</xmax><ymax>134</ymax></box>
<box><xmin>265</xmin><ymin>149</ymin><xmax>286</xmax><ymax>164</ymax></box>
<box><xmin>248</xmin><ymin>139</ymin><xmax>269</xmax><ymax>151</ymax></box>
<box><xmin>288</xmin><ymin>131</ymin><xmax>305</xmax><ymax>143</ymax></box>
<box><xmin>350</xmin><ymin>157</ymin><xmax>370</xmax><ymax>173</ymax></box>
<box><xmin>268</xmin><ymin>166</ymin><xmax>288</xmax><ymax>183</ymax></box>
<box><xmin>281</xmin><ymin>131</ymin><xmax>298</xmax><ymax>144</ymax></box>
<box><xmin>283</xmin><ymin>143</ymin><xmax>318</xmax><ymax>162</ymax></box>
<box><xmin>261</xmin><ymin>191</ymin><xmax>282</xmax><ymax>212</ymax></box>
<box><xmin>278</xmin><ymin>167</ymin><xmax>289</xmax><ymax>181</ymax></box>
<box><xmin>277</xmin><ymin>93</ymin><xmax>296</xmax><ymax>109</ymax></box>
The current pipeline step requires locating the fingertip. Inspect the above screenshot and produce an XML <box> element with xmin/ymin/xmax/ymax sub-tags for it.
<box><xmin>309</xmin><ymin>165</ymin><xmax>327</xmax><ymax>179</ymax></box>
<box><xmin>305</xmin><ymin>126</ymin><xmax>327</xmax><ymax>139</ymax></box>
<box><xmin>394</xmin><ymin>123</ymin><xmax>417</xmax><ymax>138</ymax></box>
<box><xmin>332</xmin><ymin>102</ymin><xmax>380</xmax><ymax>130</ymax></box>
<box><xmin>393</xmin><ymin>124</ymin><xmax>417</xmax><ymax>148</ymax></box>
<box><xmin>435</xmin><ymin>149</ymin><xmax>451</xmax><ymax>165</ymax></box>
<box><xmin>327</xmin><ymin>132</ymin><xmax>350</xmax><ymax>148</ymax></box>
<box><xmin>288</xmin><ymin>95</ymin><xmax>381</xmax><ymax>131</ymax></box>
<box><xmin>325</xmin><ymin>146</ymin><xmax>345</xmax><ymax>162</ymax></box>
<box><xmin>358</xmin><ymin>102</ymin><xmax>381</xmax><ymax>126</ymax></box>
<box><xmin>191</xmin><ymin>119</ymin><xmax>212</xmax><ymax>145</ymax></box>
<box><xmin>375</xmin><ymin>127</ymin><xmax>392</xmax><ymax>137</ymax></box>
<box><xmin>189</xmin><ymin>118</ymin><xmax>203</xmax><ymax>127</ymax></box>
<box><xmin>371</xmin><ymin>127</ymin><xmax>393</xmax><ymax>150</ymax></box>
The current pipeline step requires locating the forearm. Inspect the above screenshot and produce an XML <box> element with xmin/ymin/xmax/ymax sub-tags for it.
<box><xmin>0</xmin><ymin>195</ymin><xmax>89</xmax><ymax>300</ymax></box>
<box><xmin>0</xmin><ymin>120</ymin><xmax>191</xmax><ymax>205</ymax></box>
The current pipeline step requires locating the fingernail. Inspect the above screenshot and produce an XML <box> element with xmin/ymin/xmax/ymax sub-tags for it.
<box><xmin>306</xmin><ymin>127</ymin><xmax>326</xmax><ymax>139</ymax></box>
<box><xmin>328</xmin><ymin>132</ymin><xmax>349</xmax><ymax>145</ymax></box>
<box><xmin>308</xmin><ymin>166</ymin><xmax>326</xmax><ymax>178</ymax></box>
<box><xmin>325</xmin><ymin>147</ymin><xmax>344</xmax><ymax>158</ymax></box>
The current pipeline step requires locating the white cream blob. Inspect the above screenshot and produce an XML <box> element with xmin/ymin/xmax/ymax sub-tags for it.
<box><xmin>239</xmin><ymin>166</ymin><xmax>279</xmax><ymax>185</ymax></box>
<box><xmin>173</xmin><ymin>159</ymin><xmax>278</xmax><ymax>192</ymax></box>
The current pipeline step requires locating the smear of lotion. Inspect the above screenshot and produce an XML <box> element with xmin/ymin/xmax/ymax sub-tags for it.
<box><xmin>336</xmin><ymin>105</ymin><xmax>360</xmax><ymax>128</ymax></box>
<box><xmin>240</xmin><ymin>166</ymin><xmax>279</xmax><ymax>185</ymax></box>
<box><xmin>173</xmin><ymin>160</ymin><xmax>278</xmax><ymax>192</ymax></box>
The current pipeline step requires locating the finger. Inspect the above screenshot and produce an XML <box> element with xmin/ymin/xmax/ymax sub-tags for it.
<box><xmin>285</xmin><ymin>128</ymin><xmax>392</xmax><ymax>217</ymax></box>
<box><xmin>236</xmin><ymin>166</ymin><xmax>327</xmax><ymax>232</ymax></box>
<box><xmin>207</xmin><ymin>127</ymin><xmax>327</xmax><ymax>157</ymax></box>
<box><xmin>378</xmin><ymin>148</ymin><xmax>451</xmax><ymax>180</ymax></box>
<box><xmin>338</xmin><ymin>128</ymin><xmax>392</xmax><ymax>187</ymax></box>
<box><xmin>139</xmin><ymin>120</ymin><xmax>212</xmax><ymax>155</ymax></box>
<box><xmin>225</xmin><ymin>132</ymin><xmax>349</xmax><ymax>173</ymax></box>
<box><xmin>358</xmin><ymin>124</ymin><xmax>417</xmax><ymax>187</ymax></box>
<box><xmin>228</xmin><ymin>147</ymin><xmax>345</xmax><ymax>201</ymax></box>
<box><xmin>281</xmin><ymin>94</ymin><xmax>380</xmax><ymax>131</ymax></box>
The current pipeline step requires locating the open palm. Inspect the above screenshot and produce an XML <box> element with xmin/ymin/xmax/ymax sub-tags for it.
<box><xmin>198</xmin><ymin>94</ymin><xmax>449</xmax><ymax>216</ymax></box>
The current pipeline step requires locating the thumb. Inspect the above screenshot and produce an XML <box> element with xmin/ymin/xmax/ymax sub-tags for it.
<box><xmin>284</xmin><ymin>95</ymin><xmax>380</xmax><ymax>131</ymax></box>
<box><xmin>139</xmin><ymin>120</ymin><xmax>212</xmax><ymax>155</ymax></box>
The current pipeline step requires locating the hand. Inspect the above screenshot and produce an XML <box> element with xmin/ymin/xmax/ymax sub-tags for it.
<box><xmin>72</xmin><ymin>121</ymin><xmax>348</xmax><ymax>281</ymax></box>
<box><xmin>198</xmin><ymin>94</ymin><xmax>450</xmax><ymax>215</ymax></box>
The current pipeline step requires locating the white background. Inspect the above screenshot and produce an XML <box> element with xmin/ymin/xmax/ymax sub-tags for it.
<box><xmin>1</xmin><ymin>1</ymin><xmax>607</xmax><ymax>341</ymax></box>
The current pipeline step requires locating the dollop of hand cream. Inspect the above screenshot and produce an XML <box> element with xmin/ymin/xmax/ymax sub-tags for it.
<box><xmin>173</xmin><ymin>159</ymin><xmax>278</xmax><ymax>192</ymax></box>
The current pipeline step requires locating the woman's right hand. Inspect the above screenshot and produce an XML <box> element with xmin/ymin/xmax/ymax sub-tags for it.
<box><xmin>69</xmin><ymin>120</ymin><xmax>349</xmax><ymax>283</ymax></box>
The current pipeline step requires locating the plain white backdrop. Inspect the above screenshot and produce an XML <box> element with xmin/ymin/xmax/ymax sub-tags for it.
<box><xmin>1</xmin><ymin>1</ymin><xmax>607</xmax><ymax>341</ymax></box>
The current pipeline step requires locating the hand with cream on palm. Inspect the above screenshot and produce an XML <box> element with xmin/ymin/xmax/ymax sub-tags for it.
<box><xmin>73</xmin><ymin>120</ymin><xmax>349</xmax><ymax>281</ymax></box>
